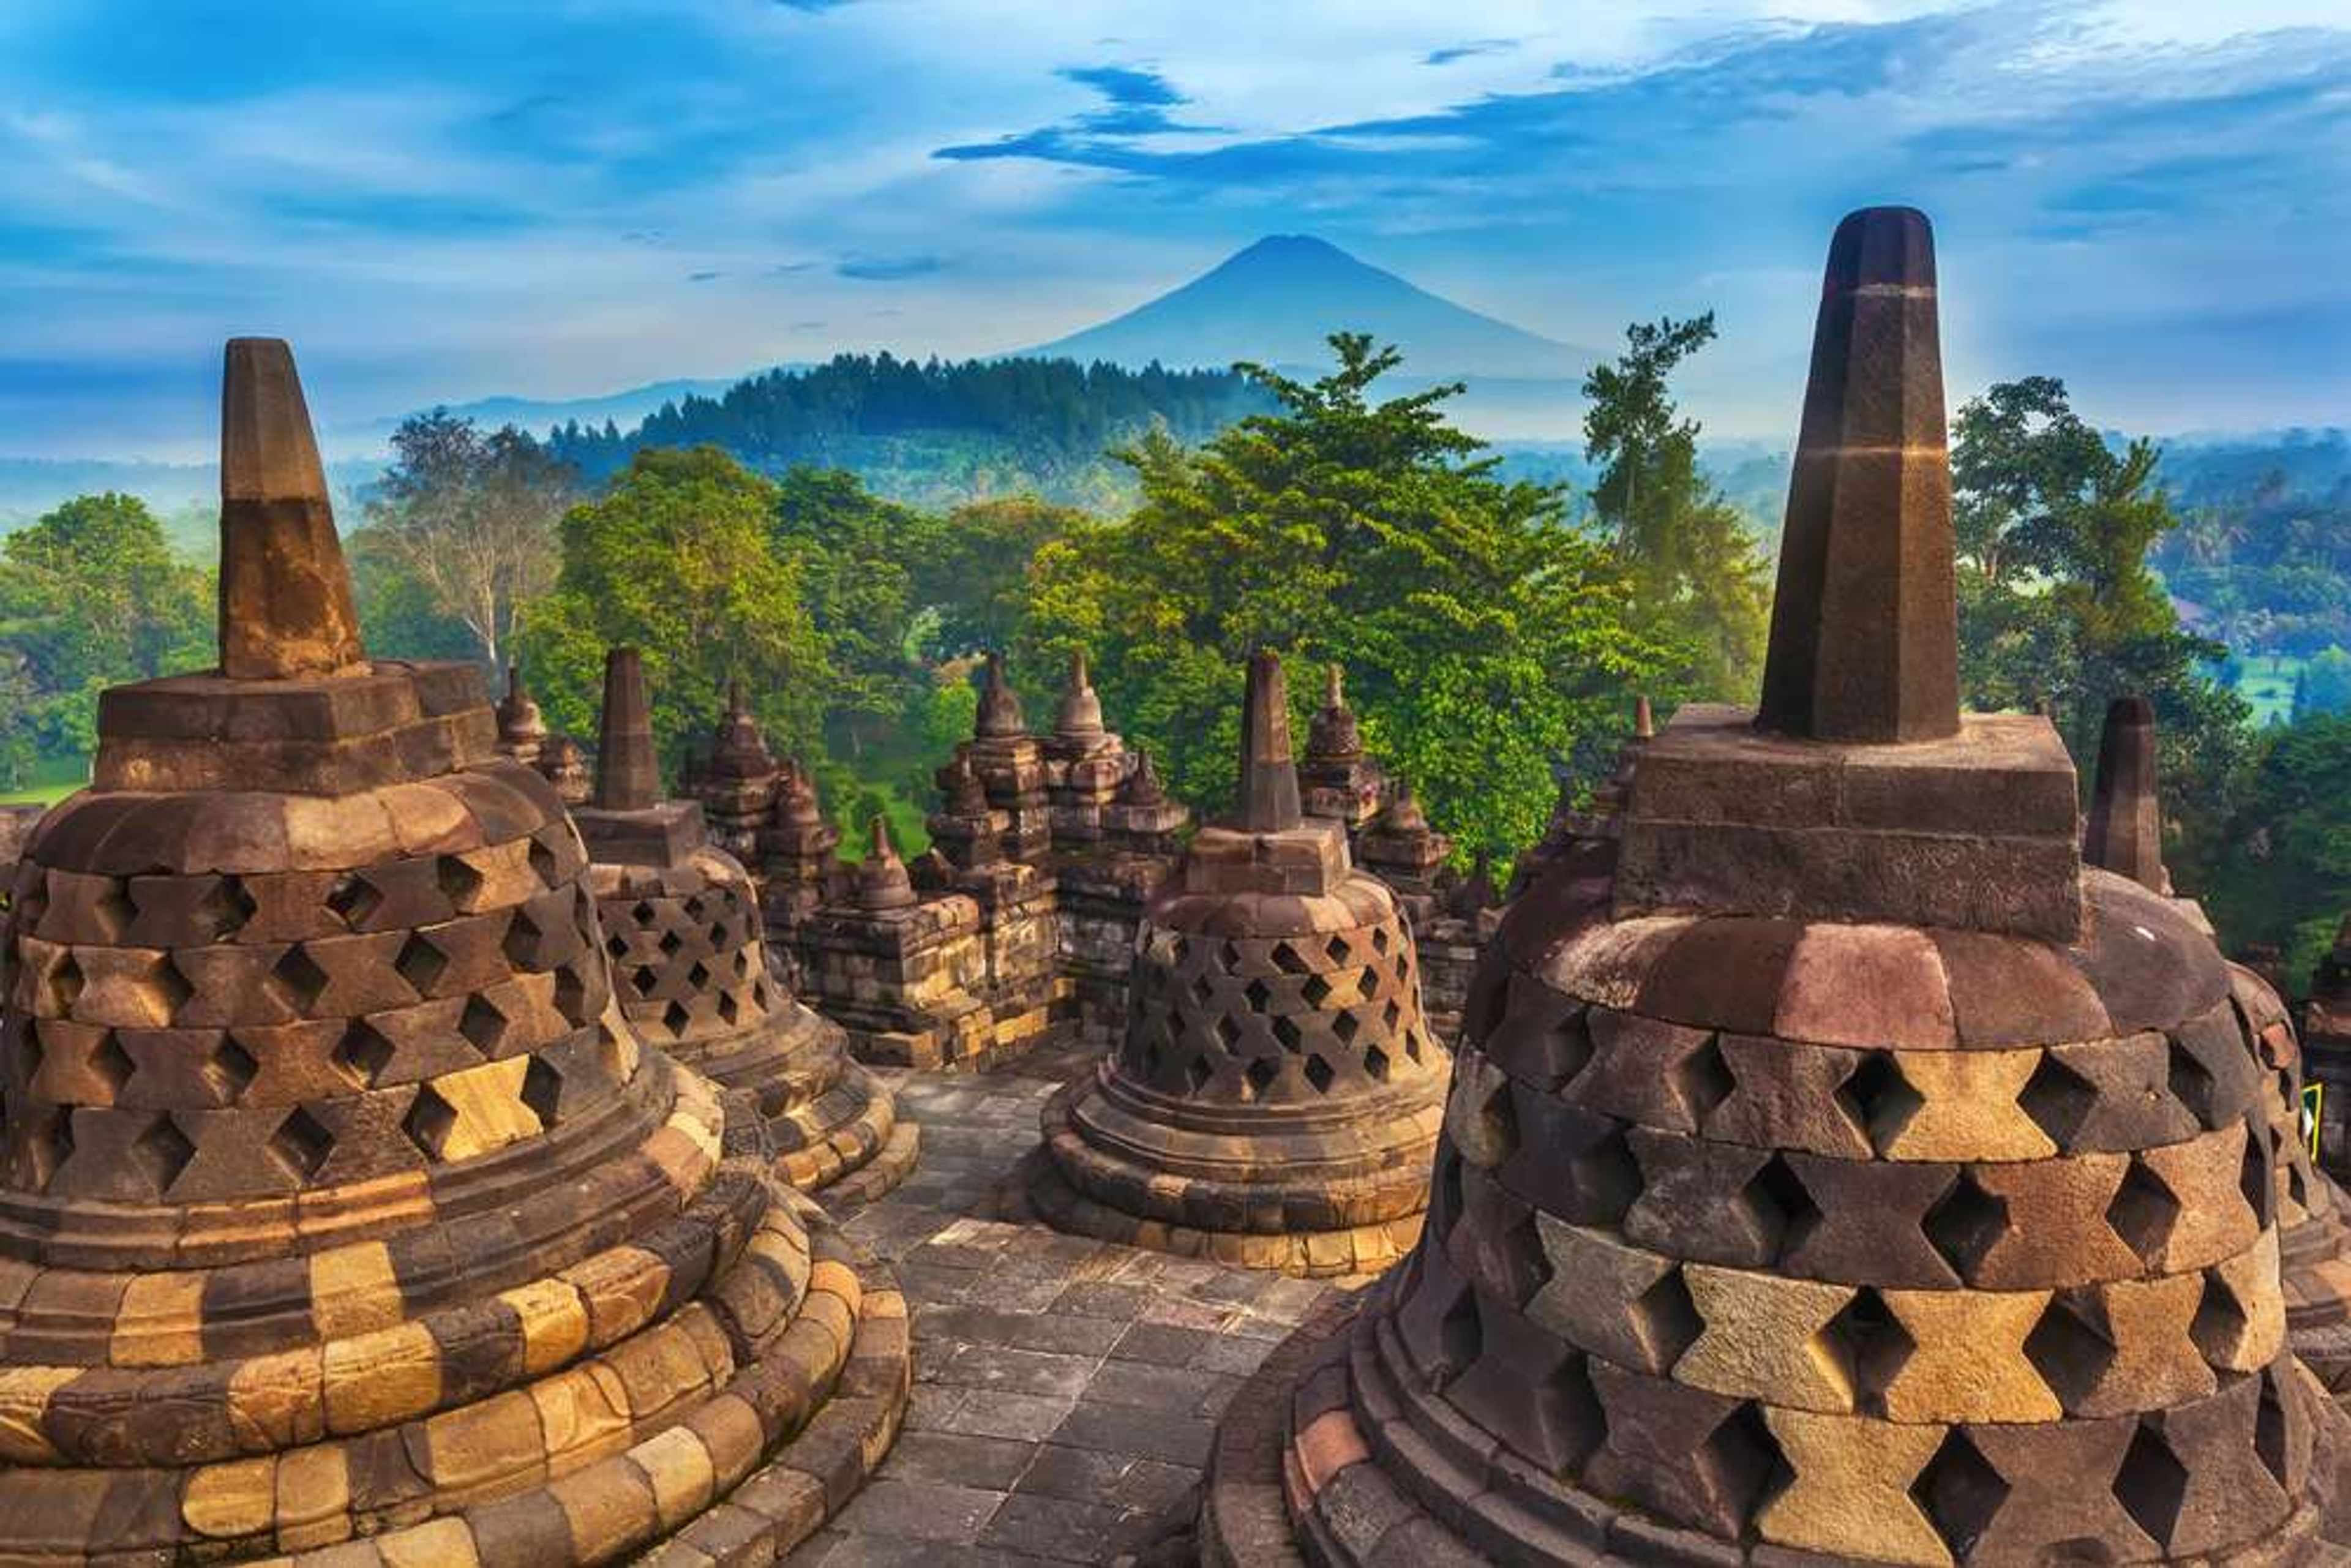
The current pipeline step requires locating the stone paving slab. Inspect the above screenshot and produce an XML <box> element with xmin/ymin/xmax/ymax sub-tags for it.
<box><xmin>783</xmin><ymin>1037</ymin><xmax>1371</xmax><ymax>1566</ymax></box>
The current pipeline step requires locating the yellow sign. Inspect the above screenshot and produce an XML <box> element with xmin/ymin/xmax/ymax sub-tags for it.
<box><xmin>2305</xmin><ymin>1081</ymin><xmax>2325</xmax><ymax>1164</ymax></box>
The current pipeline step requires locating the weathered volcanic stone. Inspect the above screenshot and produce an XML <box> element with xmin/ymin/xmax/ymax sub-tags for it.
<box><xmin>1030</xmin><ymin>650</ymin><xmax>1447</xmax><ymax>1277</ymax></box>
<box><xmin>576</xmin><ymin>651</ymin><xmax>916</xmax><ymax>1202</ymax></box>
<box><xmin>591</xmin><ymin>645</ymin><xmax>660</xmax><ymax>813</ymax></box>
<box><xmin>2084</xmin><ymin>694</ymin><xmax>2168</xmax><ymax>894</ymax></box>
<box><xmin>0</xmin><ymin>341</ymin><xmax>907</xmax><ymax>1566</ymax></box>
<box><xmin>216</xmin><ymin>339</ymin><xmax>367</xmax><ymax>681</ymax></box>
<box><xmin>1757</xmin><ymin>206</ymin><xmax>1958</xmax><ymax>745</ymax></box>
<box><xmin>1199</xmin><ymin>208</ymin><xmax>2351</xmax><ymax>1568</ymax></box>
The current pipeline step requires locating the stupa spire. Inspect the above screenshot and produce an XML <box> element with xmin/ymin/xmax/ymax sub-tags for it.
<box><xmin>1756</xmin><ymin>206</ymin><xmax>1959</xmax><ymax>743</ymax></box>
<box><xmin>1055</xmin><ymin>648</ymin><xmax>1104</xmax><ymax>737</ymax></box>
<box><xmin>593</xmin><ymin>645</ymin><xmax>660</xmax><ymax>811</ymax></box>
<box><xmin>217</xmin><ymin>337</ymin><xmax>367</xmax><ymax>679</ymax></box>
<box><xmin>975</xmin><ymin>650</ymin><xmax>1026</xmax><ymax>738</ymax></box>
<box><xmin>2083</xmin><ymin>694</ymin><xmax>2167</xmax><ymax>893</ymax></box>
<box><xmin>1235</xmin><ymin>647</ymin><xmax>1303</xmax><ymax>833</ymax></box>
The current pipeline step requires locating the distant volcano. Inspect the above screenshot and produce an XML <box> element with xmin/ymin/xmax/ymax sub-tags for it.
<box><xmin>1021</xmin><ymin>234</ymin><xmax>1601</xmax><ymax>380</ymax></box>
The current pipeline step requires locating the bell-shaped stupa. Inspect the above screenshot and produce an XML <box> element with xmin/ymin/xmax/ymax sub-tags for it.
<box><xmin>2081</xmin><ymin>695</ymin><xmax>2351</xmax><ymax>1400</ymax></box>
<box><xmin>0</xmin><ymin>342</ymin><xmax>906</xmax><ymax>1564</ymax></box>
<box><xmin>1027</xmin><ymin>650</ymin><xmax>1447</xmax><ymax>1275</ymax></box>
<box><xmin>577</xmin><ymin>648</ymin><xmax>915</xmax><ymax>1201</ymax></box>
<box><xmin>1200</xmin><ymin>211</ymin><xmax>2351</xmax><ymax>1564</ymax></box>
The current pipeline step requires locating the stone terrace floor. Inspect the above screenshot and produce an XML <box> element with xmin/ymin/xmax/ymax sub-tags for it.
<box><xmin>786</xmin><ymin>1038</ymin><xmax>1372</xmax><ymax>1566</ymax></box>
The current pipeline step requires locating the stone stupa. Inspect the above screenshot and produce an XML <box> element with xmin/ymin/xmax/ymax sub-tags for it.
<box><xmin>576</xmin><ymin>647</ymin><xmax>915</xmax><ymax>1201</ymax></box>
<box><xmin>1027</xmin><ymin>650</ymin><xmax>1448</xmax><ymax>1276</ymax></box>
<box><xmin>1201</xmin><ymin>210</ymin><xmax>2351</xmax><ymax>1564</ymax></box>
<box><xmin>0</xmin><ymin>340</ymin><xmax>906</xmax><ymax>1564</ymax></box>
<box><xmin>2082</xmin><ymin>694</ymin><xmax>2351</xmax><ymax>1400</ymax></box>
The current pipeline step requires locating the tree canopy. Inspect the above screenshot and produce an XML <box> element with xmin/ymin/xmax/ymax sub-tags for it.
<box><xmin>0</xmin><ymin>492</ymin><xmax>212</xmax><ymax>788</ymax></box>
<box><xmin>517</xmin><ymin>447</ymin><xmax>825</xmax><ymax>773</ymax></box>
<box><xmin>1950</xmin><ymin>375</ymin><xmax>2250</xmax><ymax>875</ymax></box>
<box><xmin>351</xmin><ymin>411</ymin><xmax>576</xmax><ymax>669</ymax></box>
<box><xmin>1018</xmin><ymin>333</ymin><xmax>1678</xmax><ymax>859</ymax></box>
<box><xmin>1581</xmin><ymin>313</ymin><xmax>1771</xmax><ymax>702</ymax></box>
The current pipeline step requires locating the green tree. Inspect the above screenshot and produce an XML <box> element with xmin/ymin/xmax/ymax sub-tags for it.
<box><xmin>2295</xmin><ymin>647</ymin><xmax>2351</xmax><ymax>720</ymax></box>
<box><xmin>517</xmin><ymin>448</ymin><xmax>824</xmax><ymax>780</ymax></box>
<box><xmin>0</xmin><ymin>493</ymin><xmax>212</xmax><ymax>786</ymax></box>
<box><xmin>1019</xmin><ymin>334</ymin><xmax>1678</xmax><ymax>861</ymax></box>
<box><xmin>1950</xmin><ymin>377</ymin><xmax>2251</xmax><ymax>877</ymax></box>
<box><xmin>1581</xmin><ymin>313</ymin><xmax>1771</xmax><ymax>701</ymax></box>
<box><xmin>770</xmin><ymin>466</ymin><xmax>934</xmax><ymax>760</ymax></box>
<box><xmin>353</xmin><ymin>411</ymin><xmax>576</xmax><ymax>669</ymax></box>
<box><xmin>916</xmin><ymin>496</ymin><xmax>1088</xmax><ymax>659</ymax></box>
<box><xmin>2203</xmin><ymin>713</ymin><xmax>2351</xmax><ymax>989</ymax></box>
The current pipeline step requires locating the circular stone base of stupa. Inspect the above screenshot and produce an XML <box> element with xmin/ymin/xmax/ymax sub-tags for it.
<box><xmin>0</xmin><ymin>1064</ymin><xmax>910</xmax><ymax>1566</ymax></box>
<box><xmin>591</xmin><ymin>850</ymin><xmax>918</xmax><ymax>1204</ymax></box>
<box><xmin>1201</xmin><ymin>1274</ymin><xmax>2351</xmax><ymax>1567</ymax></box>
<box><xmin>1024</xmin><ymin>1076</ymin><xmax>1430</xmax><ymax>1277</ymax></box>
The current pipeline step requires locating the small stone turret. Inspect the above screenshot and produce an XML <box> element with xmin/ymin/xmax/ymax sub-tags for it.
<box><xmin>533</xmin><ymin>729</ymin><xmax>593</xmax><ymax>806</ymax></box>
<box><xmin>1300</xmin><ymin>662</ymin><xmax>1383</xmax><ymax>831</ymax></box>
<box><xmin>692</xmin><ymin>680</ymin><xmax>784</xmax><ymax>865</ymax></box>
<box><xmin>1030</xmin><ymin>650</ymin><xmax>1447</xmax><ymax>1275</ymax></box>
<box><xmin>493</xmin><ymin>661</ymin><xmax>547</xmax><ymax>764</ymax></box>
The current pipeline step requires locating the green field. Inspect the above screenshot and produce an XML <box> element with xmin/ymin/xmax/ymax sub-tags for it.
<box><xmin>2236</xmin><ymin>653</ymin><xmax>2306</xmax><ymax>728</ymax></box>
<box><xmin>0</xmin><ymin>754</ymin><xmax>88</xmax><ymax>808</ymax></box>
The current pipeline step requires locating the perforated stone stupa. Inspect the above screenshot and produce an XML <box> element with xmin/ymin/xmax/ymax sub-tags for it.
<box><xmin>1027</xmin><ymin>650</ymin><xmax>1447</xmax><ymax>1277</ymax></box>
<box><xmin>2080</xmin><ymin>695</ymin><xmax>2351</xmax><ymax>1401</ymax></box>
<box><xmin>0</xmin><ymin>340</ymin><xmax>906</xmax><ymax>1564</ymax></box>
<box><xmin>1201</xmin><ymin>209</ymin><xmax>2351</xmax><ymax>1564</ymax></box>
<box><xmin>576</xmin><ymin>647</ymin><xmax>915</xmax><ymax>1201</ymax></box>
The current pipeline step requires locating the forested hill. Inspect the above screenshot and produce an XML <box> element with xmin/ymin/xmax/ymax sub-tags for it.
<box><xmin>542</xmin><ymin>353</ymin><xmax>1275</xmax><ymax>511</ymax></box>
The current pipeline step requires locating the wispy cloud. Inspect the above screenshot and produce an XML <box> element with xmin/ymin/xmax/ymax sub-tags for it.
<box><xmin>1423</xmin><ymin>38</ymin><xmax>1518</xmax><ymax>66</ymax></box>
<box><xmin>0</xmin><ymin>2</ymin><xmax>2344</xmax><ymax>454</ymax></box>
<box><xmin>836</xmin><ymin>252</ymin><xmax>945</xmax><ymax>281</ymax></box>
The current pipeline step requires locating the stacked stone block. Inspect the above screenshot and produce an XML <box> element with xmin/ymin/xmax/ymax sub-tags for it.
<box><xmin>947</xmin><ymin>653</ymin><xmax>1051</xmax><ymax>861</ymax></box>
<box><xmin>1201</xmin><ymin>210</ymin><xmax>2351</xmax><ymax>1565</ymax></box>
<box><xmin>799</xmin><ymin>820</ymin><xmax>1000</xmax><ymax>1070</ymax></box>
<box><xmin>687</xmin><ymin>683</ymin><xmax>784</xmax><ymax>868</ymax></box>
<box><xmin>1029</xmin><ymin>651</ymin><xmax>1448</xmax><ymax>1277</ymax></box>
<box><xmin>0</xmin><ymin>341</ymin><xmax>906</xmax><ymax>1565</ymax></box>
<box><xmin>1299</xmin><ymin>665</ymin><xmax>1383</xmax><ymax>833</ymax></box>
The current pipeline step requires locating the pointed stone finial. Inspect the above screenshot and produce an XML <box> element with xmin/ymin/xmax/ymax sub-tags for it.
<box><xmin>1307</xmin><ymin>661</ymin><xmax>1363</xmax><ymax>762</ymax></box>
<box><xmin>773</xmin><ymin>757</ymin><xmax>825</xmax><ymax>830</ymax></box>
<box><xmin>1755</xmin><ymin>207</ymin><xmax>1959</xmax><ymax>745</ymax></box>
<box><xmin>1378</xmin><ymin>779</ymin><xmax>1430</xmax><ymax>833</ymax></box>
<box><xmin>1633</xmin><ymin>694</ymin><xmax>1655</xmax><ymax>740</ymax></box>
<box><xmin>855</xmin><ymin>815</ymin><xmax>918</xmax><ymax>909</ymax></box>
<box><xmin>1120</xmin><ymin>747</ymin><xmax>1167</xmax><ymax>807</ymax></box>
<box><xmin>535</xmin><ymin>732</ymin><xmax>593</xmax><ymax>806</ymax></box>
<box><xmin>1236</xmin><ymin>648</ymin><xmax>1303</xmax><ymax>833</ymax></box>
<box><xmin>708</xmin><ymin>678</ymin><xmax>775</xmax><ymax>781</ymax></box>
<box><xmin>975</xmin><ymin>651</ymin><xmax>1026</xmax><ymax>739</ymax></box>
<box><xmin>496</xmin><ymin>662</ymin><xmax>546</xmax><ymax>756</ymax></box>
<box><xmin>217</xmin><ymin>338</ymin><xmax>367</xmax><ymax>680</ymax></box>
<box><xmin>2084</xmin><ymin>695</ymin><xmax>2167</xmax><ymax>893</ymax></box>
<box><xmin>594</xmin><ymin>647</ymin><xmax>661</xmax><ymax>811</ymax></box>
<box><xmin>1056</xmin><ymin>649</ymin><xmax>1104</xmax><ymax>737</ymax></box>
<box><xmin>945</xmin><ymin>753</ymin><xmax>990</xmax><ymax>816</ymax></box>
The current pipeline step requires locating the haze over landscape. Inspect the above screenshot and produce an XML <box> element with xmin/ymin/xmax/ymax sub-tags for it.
<box><xmin>2</xmin><ymin>0</ymin><xmax>2346</xmax><ymax>465</ymax></box>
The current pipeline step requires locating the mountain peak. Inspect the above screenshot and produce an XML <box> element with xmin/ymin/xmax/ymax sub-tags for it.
<box><xmin>1021</xmin><ymin>236</ymin><xmax>1594</xmax><ymax>381</ymax></box>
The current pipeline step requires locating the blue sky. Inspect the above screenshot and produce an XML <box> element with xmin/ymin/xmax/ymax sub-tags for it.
<box><xmin>1</xmin><ymin>1</ymin><xmax>2345</xmax><ymax>457</ymax></box>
